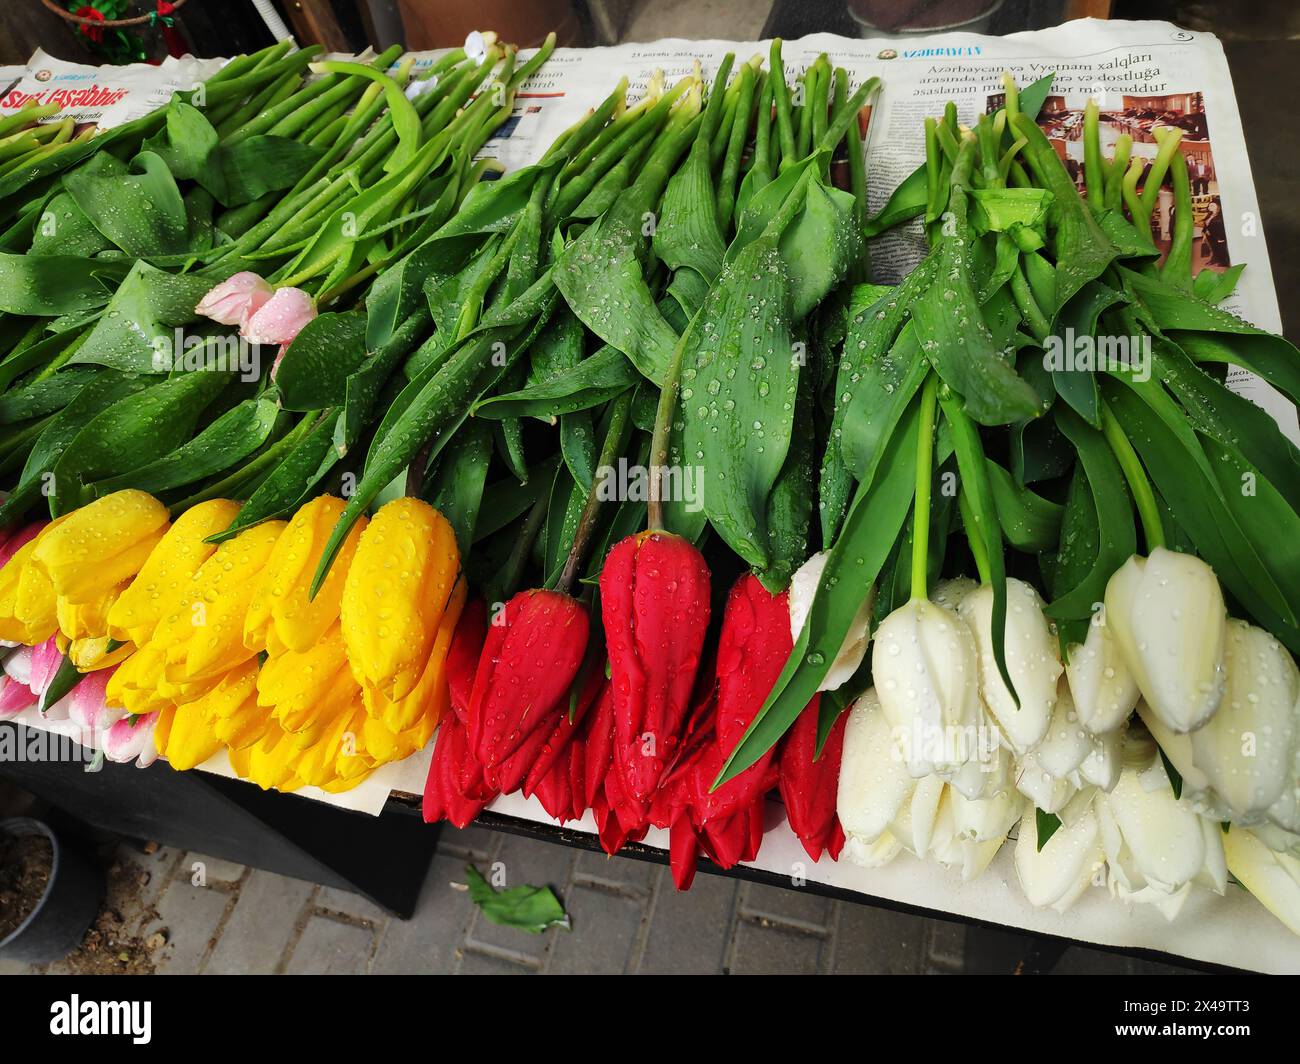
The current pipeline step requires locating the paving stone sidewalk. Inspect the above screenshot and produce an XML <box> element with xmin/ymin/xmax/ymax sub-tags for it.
<box><xmin>2</xmin><ymin>823</ymin><xmax>1197</xmax><ymax>975</ymax></box>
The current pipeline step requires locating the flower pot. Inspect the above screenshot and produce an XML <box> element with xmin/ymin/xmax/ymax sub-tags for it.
<box><xmin>0</xmin><ymin>817</ymin><xmax>103</xmax><ymax>965</ymax></box>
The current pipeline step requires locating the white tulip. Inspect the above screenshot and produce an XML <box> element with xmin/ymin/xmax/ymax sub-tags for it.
<box><xmin>873</xmin><ymin>597</ymin><xmax>982</xmax><ymax>779</ymax></box>
<box><xmin>1189</xmin><ymin>620</ymin><xmax>1299</xmax><ymax>820</ymax></box>
<box><xmin>1096</xmin><ymin>757</ymin><xmax>1225</xmax><ymax>920</ymax></box>
<box><xmin>931</xmin><ymin>782</ymin><xmax>1020</xmax><ymax>882</ymax></box>
<box><xmin>1034</xmin><ymin>677</ymin><xmax>1092</xmax><ymax>780</ymax></box>
<box><xmin>838</xmin><ymin>689</ymin><xmax>947</xmax><ymax>868</ymax></box>
<box><xmin>788</xmin><ymin>551</ymin><xmax>874</xmax><ymax>691</ymax></box>
<box><xmin>1066</xmin><ymin>608</ymin><xmax>1140</xmax><ymax>735</ymax></box>
<box><xmin>958</xmin><ymin>578</ymin><xmax>1061</xmax><ymax>755</ymax></box>
<box><xmin>1222</xmin><ymin>827</ymin><xmax>1300</xmax><ymax>937</ymax></box>
<box><xmin>1014</xmin><ymin>797</ymin><xmax>1104</xmax><ymax>913</ymax></box>
<box><xmin>1104</xmin><ymin>548</ymin><xmax>1227</xmax><ymax>734</ymax></box>
<box><xmin>1076</xmin><ymin>723</ymin><xmax>1124</xmax><ymax>792</ymax></box>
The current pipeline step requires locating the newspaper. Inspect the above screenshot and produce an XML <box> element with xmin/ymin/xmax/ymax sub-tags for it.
<box><xmin>0</xmin><ymin>48</ymin><xmax>225</xmax><ymax>132</ymax></box>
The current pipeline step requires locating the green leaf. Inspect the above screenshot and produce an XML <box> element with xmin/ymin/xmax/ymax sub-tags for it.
<box><xmin>0</xmin><ymin>367</ymin><xmax>100</xmax><ymax>425</ymax></box>
<box><xmin>1035</xmin><ymin>808</ymin><xmax>1061</xmax><ymax>851</ymax></box>
<box><xmin>0</xmin><ymin>253</ymin><xmax>130</xmax><ymax>316</ymax></box>
<box><xmin>50</xmin><ymin>366</ymin><xmax>231</xmax><ymax>514</ymax></box>
<box><xmin>863</xmin><ymin>161</ymin><xmax>926</xmax><ymax>237</ymax></box>
<box><xmin>1158</xmin><ymin>747</ymin><xmax>1183</xmax><ymax>800</ymax></box>
<box><xmin>66</xmin><ymin>261</ymin><xmax>211</xmax><ymax>373</ymax></box>
<box><xmin>472</xmin><ymin>345</ymin><xmax>639</xmax><ymax>420</ymax></box>
<box><xmin>1047</xmin><ymin>406</ymin><xmax>1135</xmax><ymax>630</ymax></box>
<box><xmin>91</xmin><ymin>397</ymin><xmax>280</xmax><ymax>498</ymax></box>
<box><xmin>63</xmin><ymin>150</ymin><xmax>189</xmax><ymax>257</ymax></box>
<box><xmin>987</xmin><ymin>459</ymin><xmax>1063</xmax><ymax>552</ymax></box>
<box><xmin>39</xmin><ymin>653</ymin><xmax>83</xmax><ymax>714</ymax></box>
<box><xmin>463</xmin><ymin>864</ymin><xmax>569</xmax><ymax>934</ymax></box>
<box><xmin>274</xmin><ymin>312</ymin><xmax>369</xmax><ymax>411</ymax></box>
<box><xmin>426</xmin><ymin>418</ymin><xmax>493</xmax><ymax>554</ymax></box>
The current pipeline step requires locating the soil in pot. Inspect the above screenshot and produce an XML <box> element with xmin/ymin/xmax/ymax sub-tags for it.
<box><xmin>0</xmin><ymin>833</ymin><xmax>53</xmax><ymax>941</ymax></box>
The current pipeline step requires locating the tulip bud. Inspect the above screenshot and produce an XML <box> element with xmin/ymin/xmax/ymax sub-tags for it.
<box><xmin>601</xmin><ymin>531</ymin><xmax>711</xmax><ymax>802</ymax></box>
<box><xmin>423</xmin><ymin>713</ymin><xmax>497</xmax><ymax>828</ymax></box>
<box><xmin>1066</xmin><ymin>608</ymin><xmax>1140</xmax><ymax>735</ymax></box>
<box><xmin>1095</xmin><ymin>756</ymin><xmax>1226</xmax><ymax>919</ymax></box>
<box><xmin>779</xmin><ymin>701</ymin><xmax>846</xmax><ymax>863</ymax></box>
<box><xmin>1014</xmin><ymin>796</ymin><xmax>1104</xmax><ymax>913</ymax></box>
<box><xmin>1188</xmin><ymin>620</ymin><xmax>1299</xmax><ymax>820</ymax></box>
<box><xmin>0</xmin><ymin>520</ymin><xmax>61</xmax><ymax>645</ymax></box>
<box><xmin>958</xmin><ymin>578</ymin><xmax>1061</xmax><ymax>755</ymax></box>
<box><xmin>103</xmin><ymin>711</ymin><xmax>159</xmax><ymax>767</ymax></box>
<box><xmin>467</xmin><ymin>589</ymin><xmax>589</xmax><ymax>770</ymax></box>
<box><xmin>245</xmin><ymin>495</ymin><xmax>367</xmax><ymax>655</ymax></box>
<box><xmin>195</xmin><ymin>271</ymin><xmax>274</xmax><ymax>327</ymax></box>
<box><xmin>788</xmin><ymin>551</ymin><xmax>872</xmax><ymax>691</ymax></box>
<box><xmin>33</xmin><ymin>490</ymin><xmax>168</xmax><ymax>605</ymax></box>
<box><xmin>1104</xmin><ymin>548</ymin><xmax>1227</xmax><ymax>734</ymax></box>
<box><xmin>107</xmin><ymin>499</ymin><xmax>240</xmax><ymax>647</ymax></box>
<box><xmin>872</xmin><ymin>598</ymin><xmax>981</xmax><ymax>779</ymax></box>
<box><xmin>930</xmin><ymin>784</ymin><xmax>1018</xmax><ymax>882</ymax></box>
<box><xmin>838</xmin><ymin>689</ymin><xmax>941</xmax><ymax>866</ymax></box>
<box><xmin>341</xmin><ymin>498</ymin><xmax>461</xmax><ymax>704</ymax></box>
<box><xmin>1222</xmin><ymin>827</ymin><xmax>1300</xmax><ymax>937</ymax></box>
<box><xmin>244</xmin><ymin>287</ymin><xmax>315</xmax><ymax>347</ymax></box>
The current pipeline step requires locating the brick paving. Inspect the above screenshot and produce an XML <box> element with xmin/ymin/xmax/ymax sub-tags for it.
<box><xmin>3</xmin><ymin>823</ymin><xmax>1199</xmax><ymax>975</ymax></box>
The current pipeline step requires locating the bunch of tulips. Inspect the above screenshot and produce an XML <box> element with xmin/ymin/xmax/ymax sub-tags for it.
<box><xmin>1</xmin><ymin>31</ymin><xmax>1299</xmax><ymax>941</ymax></box>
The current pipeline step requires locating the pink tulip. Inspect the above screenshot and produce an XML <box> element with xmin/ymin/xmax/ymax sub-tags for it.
<box><xmin>103</xmin><ymin>711</ymin><xmax>159</xmax><ymax>766</ymax></box>
<box><xmin>0</xmin><ymin>674</ymin><xmax>36</xmax><ymax>719</ymax></box>
<box><xmin>27</xmin><ymin>635</ymin><xmax>62</xmax><ymax>700</ymax></box>
<box><xmin>67</xmin><ymin>667</ymin><xmax>122</xmax><ymax>732</ymax></box>
<box><xmin>0</xmin><ymin>521</ymin><xmax>43</xmax><ymax>574</ymax></box>
<box><xmin>243</xmin><ymin>287</ymin><xmax>315</xmax><ymax>348</ymax></box>
<box><xmin>195</xmin><ymin>271</ymin><xmax>274</xmax><ymax>327</ymax></box>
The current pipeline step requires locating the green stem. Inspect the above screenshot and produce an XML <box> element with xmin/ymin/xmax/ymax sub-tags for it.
<box><xmin>1161</xmin><ymin>149</ymin><xmax>1194</xmax><ymax>287</ymax></box>
<box><xmin>558</xmin><ymin>390</ymin><xmax>633</xmax><ymax>594</ymax></box>
<box><xmin>500</xmin><ymin>488</ymin><xmax>549</xmax><ymax>600</ymax></box>
<box><xmin>770</xmin><ymin>40</ymin><xmax>796</xmax><ymax>171</ymax></box>
<box><xmin>648</xmin><ymin>311</ymin><xmax>703</xmax><ymax>531</ymax></box>
<box><xmin>1099</xmin><ymin>399</ymin><xmax>1165</xmax><ymax>551</ymax></box>
<box><xmin>910</xmin><ymin>373</ymin><xmax>939</xmax><ymax>600</ymax></box>
<box><xmin>1083</xmin><ymin>100</ymin><xmax>1105</xmax><ymax>212</ymax></box>
<box><xmin>958</xmin><ymin>488</ymin><xmax>992</xmax><ymax>584</ymax></box>
<box><xmin>170</xmin><ymin>413</ymin><xmax>316</xmax><ymax>514</ymax></box>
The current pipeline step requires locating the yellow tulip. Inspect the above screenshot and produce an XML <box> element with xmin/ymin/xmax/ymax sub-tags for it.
<box><xmin>241</xmin><ymin>720</ymin><xmax>302</xmax><ymax>791</ymax></box>
<box><xmin>293</xmin><ymin>706</ymin><xmax>367</xmax><ymax>789</ymax></box>
<box><xmin>152</xmin><ymin>520</ymin><xmax>285</xmax><ymax>685</ymax></box>
<box><xmin>255</xmin><ymin>625</ymin><xmax>359</xmax><ymax>735</ymax></box>
<box><xmin>32</xmin><ymin>490</ymin><xmax>168</xmax><ymax>605</ymax></box>
<box><xmin>244</xmin><ymin>495</ymin><xmax>367</xmax><ymax>655</ymax></box>
<box><xmin>362</xmin><ymin>574</ymin><xmax>465</xmax><ymax>733</ymax></box>
<box><xmin>0</xmin><ymin>521</ymin><xmax>66</xmax><ymax>644</ymax></box>
<box><xmin>341</xmin><ymin>498</ymin><xmax>461</xmax><ymax>703</ymax></box>
<box><xmin>104</xmin><ymin>644</ymin><xmax>172</xmax><ymax>716</ymax></box>
<box><xmin>107</xmin><ymin>499</ymin><xmax>240</xmax><ymax>646</ymax></box>
<box><xmin>156</xmin><ymin>700</ymin><xmax>223</xmax><ymax>772</ymax></box>
<box><xmin>201</xmin><ymin>662</ymin><xmax>269</xmax><ymax>751</ymax></box>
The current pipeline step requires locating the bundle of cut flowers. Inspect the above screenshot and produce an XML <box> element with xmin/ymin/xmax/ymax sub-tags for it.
<box><xmin>2</xmin><ymin>34</ymin><xmax>1300</xmax><ymax>944</ymax></box>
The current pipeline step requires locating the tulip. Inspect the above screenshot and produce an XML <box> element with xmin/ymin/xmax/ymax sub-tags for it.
<box><xmin>245</xmin><ymin>495</ymin><xmax>368</xmax><ymax>655</ymax></box>
<box><xmin>1014</xmin><ymin>795</ymin><xmax>1104</xmax><ymax>913</ymax></box>
<box><xmin>1222</xmin><ymin>827</ymin><xmax>1300</xmax><ymax>937</ymax></box>
<box><xmin>872</xmin><ymin>596</ymin><xmax>982</xmax><ymax>779</ymax></box>
<box><xmin>1188</xmin><ymin>620</ymin><xmax>1299</xmax><ymax>820</ymax></box>
<box><xmin>103</xmin><ymin>711</ymin><xmax>160</xmax><ymax>767</ymax></box>
<box><xmin>257</xmin><ymin>627</ymin><xmax>360</xmax><ymax>742</ymax></box>
<box><xmin>958</xmin><ymin>578</ymin><xmax>1061</xmax><ymax>757</ymax></box>
<box><xmin>340</xmin><ymin>498</ymin><xmax>461</xmax><ymax>704</ymax></box>
<box><xmin>601</xmin><ymin>531</ymin><xmax>711</xmax><ymax>802</ymax></box>
<box><xmin>32</xmin><ymin>489</ymin><xmax>168</xmax><ymax>606</ymax></box>
<box><xmin>153</xmin><ymin>700</ymin><xmax>224</xmax><ymax>772</ymax></box>
<box><xmin>65</xmin><ymin>666</ymin><xmax>121</xmax><ymax>733</ymax></box>
<box><xmin>243</xmin><ymin>286</ymin><xmax>315</xmax><ymax>347</ymax></box>
<box><xmin>778</xmin><ymin>701</ymin><xmax>846</xmax><ymax>863</ymax></box>
<box><xmin>837</xmin><ymin>689</ymin><xmax>944</xmax><ymax>867</ymax></box>
<box><xmin>1104</xmin><ymin>548</ymin><xmax>1227</xmax><ymax>734</ymax></box>
<box><xmin>0</xmin><ymin>520</ymin><xmax>62</xmax><ymax>645</ymax></box>
<box><xmin>929</xmin><ymin>782</ymin><xmax>1019</xmax><ymax>882</ymax></box>
<box><xmin>1095</xmin><ymin>752</ymin><xmax>1226</xmax><ymax>919</ymax></box>
<box><xmin>446</xmin><ymin>598</ymin><xmax>488</xmax><ymax>724</ymax></box>
<box><xmin>152</xmin><ymin>519</ymin><xmax>286</xmax><ymax>689</ymax></box>
<box><xmin>1066</xmin><ymin>607</ymin><xmax>1140</xmax><ymax>735</ymax></box>
<box><xmin>423</xmin><ymin>712</ymin><xmax>497</xmax><ymax>828</ymax></box>
<box><xmin>107</xmin><ymin>499</ymin><xmax>241</xmax><ymax>647</ymax></box>
<box><xmin>787</xmin><ymin>551</ymin><xmax>873</xmax><ymax>691</ymax></box>
<box><xmin>466</xmin><ymin>588</ymin><xmax>588</xmax><ymax>770</ymax></box>
<box><xmin>195</xmin><ymin>271</ymin><xmax>274</xmax><ymax>327</ymax></box>
<box><xmin>0</xmin><ymin>672</ymin><xmax>36</xmax><ymax>719</ymax></box>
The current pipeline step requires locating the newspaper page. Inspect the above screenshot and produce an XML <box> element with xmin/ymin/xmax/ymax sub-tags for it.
<box><xmin>0</xmin><ymin>48</ymin><xmax>225</xmax><ymax>132</ymax></box>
